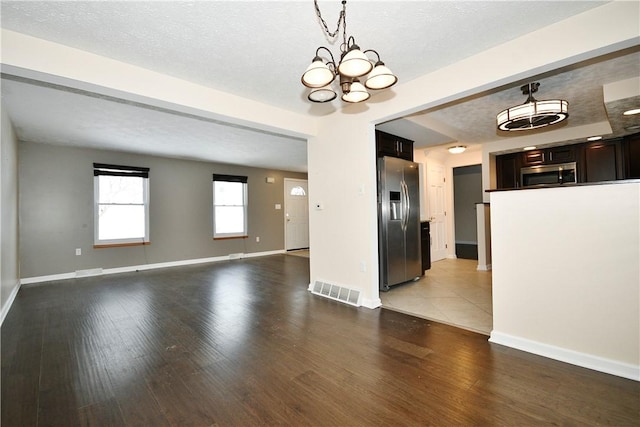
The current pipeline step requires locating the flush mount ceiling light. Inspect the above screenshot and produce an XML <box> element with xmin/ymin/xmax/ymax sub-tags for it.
<box><xmin>301</xmin><ymin>0</ymin><xmax>398</xmax><ymax>103</ymax></box>
<box><xmin>448</xmin><ymin>145</ymin><xmax>467</xmax><ymax>154</ymax></box>
<box><xmin>497</xmin><ymin>82</ymin><xmax>569</xmax><ymax>131</ymax></box>
<box><xmin>623</xmin><ymin>108</ymin><xmax>640</xmax><ymax>116</ymax></box>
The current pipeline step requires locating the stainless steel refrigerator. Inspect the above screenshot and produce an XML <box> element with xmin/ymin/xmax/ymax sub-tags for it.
<box><xmin>378</xmin><ymin>156</ymin><xmax>422</xmax><ymax>291</ymax></box>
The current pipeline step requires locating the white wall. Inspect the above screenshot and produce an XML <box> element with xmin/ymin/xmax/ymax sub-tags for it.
<box><xmin>1</xmin><ymin>104</ymin><xmax>20</xmax><ymax>324</ymax></box>
<box><xmin>490</xmin><ymin>182</ymin><xmax>640</xmax><ymax>380</ymax></box>
<box><xmin>308</xmin><ymin>114</ymin><xmax>380</xmax><ymax>307</ymax></box>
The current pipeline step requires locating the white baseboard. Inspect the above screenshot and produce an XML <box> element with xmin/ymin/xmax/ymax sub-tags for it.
<box><xmin>489</xmin><ymin>331</ymin><xmax>640</xmax><ymax>381</ymax></box>
<box><xmin>20</xmin><ymin>249</ymin><xmax>287</xmax><ymax>285</ymax></box>
<box><xmin>1</xmin><ymin>280</ymin><xmax>21</xmax><ymax>326</ymax></box>
<box><xmin>477</xmin><ymin>263</ymin><xmax>492</xmax><ymax>271</ymax></box>
<box><xmin>21</xmin><ymin>272</ymin><xmax>76</xmax><ymax>285</ymax></box>
<box><xmin>361</xmin><ymin>297</ymin><xmax>382</xmax><ymax>309</ymax></box>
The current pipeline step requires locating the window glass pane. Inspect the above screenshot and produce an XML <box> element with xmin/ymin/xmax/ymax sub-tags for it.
<box><xmin>290</xmin><ymin>186</ymin><xmax>306</xmax><ymax>196</ymax></box>
<box><xmin>215</xmin><ymin>206</ymin><xmax>245</xmax><ymax>233</ymax></box>
<box><xmin>99</xmin><ymin>175</ymin><xmax>144</xmax><ymax>204</ymax></box>
<box><xmin>214</xmin><ymin>181</ymin><xmax>244</xmax><ymax>206</ymax></box>
<box><xmin>98</xmin><ymin>205</ymin><xmax>146</xmax><ymax>240</ymax></box>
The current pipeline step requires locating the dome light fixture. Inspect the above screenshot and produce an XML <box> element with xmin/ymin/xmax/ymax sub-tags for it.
<box><xmin>448</xmin><ymin>145</ymin><xmax>467</xmax><ymax>154</ymax></box>
<box><xmin>497</xmin><ymin>82</ymin><xmax>568</xmax><ymax>131</ymax></box>
<box><xmin>301</xmin><ymin>0</ymin><xmax>398</xmax><ymax>104</ymax></box>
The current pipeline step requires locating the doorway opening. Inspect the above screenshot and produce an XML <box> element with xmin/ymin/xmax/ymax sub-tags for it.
<box><xmin>380</xmin><ymin>162</ymin><xmax>492</xmax><ymax>335</ymax></box>
<box><xmin>453</xmin><ymin>164</ymin><xmax>482</xmax><ymax>260</ymax></box>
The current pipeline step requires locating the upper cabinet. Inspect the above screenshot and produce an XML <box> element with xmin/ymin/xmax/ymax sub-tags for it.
<box><xmin>496</xmin><ymin>152</ymin><xmax>520</xmax><ymax>189</ymax></box>
<box><xmin>521</xmin><ymin>145</ymin><xmax>577</xmax><ymax>166</ymax></box>
<box><xmin>495</xmin><ymin>132</ymin><xmax>639</xmax><ymax>189</ymax></box>
<box><xmin>376</xmin><ymin>130</ymin><xmax>414</xmax><ymax>161</ymax></box>
<box><xmin>547</xmin><ymin>145</ymin><xmax>577</xmax><ymax>164</ymax></box>
<box><xmin>521</xmin><ymin>149</ymin><xmax>545</xmax><ymax>166</ymax></box>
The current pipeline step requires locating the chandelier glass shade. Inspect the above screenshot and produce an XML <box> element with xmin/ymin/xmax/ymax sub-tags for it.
<box><xmin>497</xmin><ymin>83</ymin><xmax>568</xmax><ymax>131</ymax></box>
<box><xmin>341</xmin><ymin>79</ymin><xmax>370</xmax><ymax>103</ymax></box>
<box><xmin>337</xmin><ymin>46</ymin><xmax>373</xmax><ymax>77</ymax></box>
<box><xmin>365</xmin><ymin>62</ymin><xmax>398</xmax><ymax>90</ymax></box>
<box><xmin>301</xmin><ymin>58</ymin><xmax>335</xmax><ymax>88</ymax></box>
<box><xmin>301</xmin><ymin>0</ymin><xmax>397</xmax><ymax>103</ymax></box>
<box><xmin>308</xmin><ymin>85</ymin><xmax>338</xmax><ymax>103</ymax></box>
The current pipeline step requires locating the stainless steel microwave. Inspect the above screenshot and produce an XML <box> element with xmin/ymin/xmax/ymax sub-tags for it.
<box><xmin>521</xmin><ymin>162</ymin><xmax>577</xmax><ymax>187</ymax></box>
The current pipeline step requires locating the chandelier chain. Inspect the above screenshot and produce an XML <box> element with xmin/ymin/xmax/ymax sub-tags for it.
<box><xmin>313</xmin><ymin>0</ymin><xmax>347</xmax><ymax>45</ymax></box>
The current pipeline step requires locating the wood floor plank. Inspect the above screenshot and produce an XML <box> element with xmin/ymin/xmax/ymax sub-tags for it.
<box><xmin>77</xmin><ymin>398</ymin><xmax>126</xmax><ymax>427</ymax></box>
<box><xmin>2</xmin><ymin>255</ymin><xmax>639</xmax><ymax>426</ymax></box>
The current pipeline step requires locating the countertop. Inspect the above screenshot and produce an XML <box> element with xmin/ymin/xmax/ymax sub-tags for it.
<box><xmin>486</xmin><ymin>179</ymin><xmax>640</xmax><ymax>192</ymax></box>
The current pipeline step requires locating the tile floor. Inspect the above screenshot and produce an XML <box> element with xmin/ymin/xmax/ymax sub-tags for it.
<box><xmin>380</xmin><ymin>258</ymin><xmax>493</xmax><ymax>335</ymax></box>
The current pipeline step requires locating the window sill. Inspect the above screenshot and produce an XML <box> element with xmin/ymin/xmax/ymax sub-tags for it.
<box><xmin>213</xmin><ymin>236</ymin><xmax>248</xmax><ymax>241</ymax></box>
<box><xmin>94</xmin><ymin>242</ymin><xmax>151</xmax><ymax>249</ymax></box>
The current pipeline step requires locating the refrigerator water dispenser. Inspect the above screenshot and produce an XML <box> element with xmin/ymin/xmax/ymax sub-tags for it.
<box><xmin>389</xmin><ymin>191</ymin><xmax>401</xmax><ymax>220</ymax></box>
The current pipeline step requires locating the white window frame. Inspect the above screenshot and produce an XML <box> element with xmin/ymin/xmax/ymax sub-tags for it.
<box><xmin>94</xmin><ymin>163</ymin><xmax>150</xmax><ymax>246</ymax></box>
<box><xmin>213</xmin><ymin>174</ymin><xmax>248</xmax><ymax>239</ymax></box>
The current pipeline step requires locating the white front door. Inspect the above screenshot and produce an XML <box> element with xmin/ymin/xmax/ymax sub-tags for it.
<box><xmin>427</xmin><ymin>161</ymin><xmax>447</xmax><ymax>262</ymax></box>
<box><xmin>284</xmin><ymin>178</ymin><xmax>309</xmax><ymax>251</ymax></box>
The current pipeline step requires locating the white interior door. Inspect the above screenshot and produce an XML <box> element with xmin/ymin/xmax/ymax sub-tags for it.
<box><xmin>284</xmin><ymin>179</ymin><xmax>309</xmax><ymax>251</ymax></box>
<box><xmin>427</xmin><ymin>161</ymin><xmax>447</xmax><ymax>262</ymax></box>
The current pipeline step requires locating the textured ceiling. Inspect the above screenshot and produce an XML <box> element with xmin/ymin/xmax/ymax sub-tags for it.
<box><xmin>1</xmin><ymin>76</ymin><xmax>308</xmax><ymax>171</ymax></box>
<box><xmin>2</xmin><ymin>1</ymin><xmax>637</xmax><ymax>172</ymax></box>
<box><xmin>390</xmin><ymin>50</ymin><xmax>640</xmax><ymax>149</ymax></box>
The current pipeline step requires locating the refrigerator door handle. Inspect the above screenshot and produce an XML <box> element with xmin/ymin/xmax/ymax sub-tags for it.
<box><xmin>401</xmin><ymin>180</ymin><xmax>409</xmax><ymax>231</ymax></box>
<box><xmin>404</xmin><ymin>180</ymin><xmax>411</xmax><ymax>230</ymax></box>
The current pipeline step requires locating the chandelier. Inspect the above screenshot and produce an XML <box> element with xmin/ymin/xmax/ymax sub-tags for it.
<box><xmin>301</xmin><ymin>0</ymin><xmax>398</xmax><ymax>103</ymax></box>
<box><xmin>497</xmin><ymin>82</ymin><xmax>568</xmax><ymax>131</ymax></box>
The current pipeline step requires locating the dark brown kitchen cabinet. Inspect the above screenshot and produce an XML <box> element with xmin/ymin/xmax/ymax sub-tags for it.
<box><xmin>583</xmin><ymin>139</ymin><xmax>623</xmax><ymax>182</ymax></box>
<box><xmin>547</xmin><ymin>145</ymin><xmax>577</xmax><ymax>164</ymax></box>
<box><xmin>623</xmin><ymin>133</ymin><xmax>640</xmax><ymax>179</ymax></box>
<box><xmin>376</xmin><ymin>130</ymin><xmax>414</xmax><ymax>161</ymax></box>
<box><xmin>496</xmin><ymin>153</ymin><xmax>520</xmax><ymax>189</ymax></box>
<box><xmin>494</xmin><ymin>132</ymin><xmax>640</xmax><ymax>189</ymax></box>
<box><xmin>522</xmin><ymin>149</ymin><xmax>545</xmax><ymax>166</ymax></box>
<box><xmin>521</xmin><ymin>145</ymin><xmax>576</xmax><ymax>166</ymax></box>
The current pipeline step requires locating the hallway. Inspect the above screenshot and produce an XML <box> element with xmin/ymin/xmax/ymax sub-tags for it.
<box><xmin>380</xmin><ymin>258</ymin><xmax>492</xmax><ymax>335</ymax></box>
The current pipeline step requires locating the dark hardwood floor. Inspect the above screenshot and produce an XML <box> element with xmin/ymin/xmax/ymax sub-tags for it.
<box><xmin>2</xmin><ymin>255</ymin><xmax>638</xmax><ymax>426</ymax></box>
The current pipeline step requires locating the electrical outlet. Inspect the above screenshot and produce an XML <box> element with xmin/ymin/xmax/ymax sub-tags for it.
<box><xmin>256</xmin><ymin>236</ymin><xmax>260</xmax><ymax>242</ymax></box>
<box><xmin>75</xmin><ymin>248</ymin><xmax>81</xmax><ymax>256</ymax></box>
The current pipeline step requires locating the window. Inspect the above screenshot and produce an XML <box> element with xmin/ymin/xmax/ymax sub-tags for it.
<box><xmin>94</xmin><ymin>163</ymin><xmax>150</xmax><ymax>246</ymax></box>
<box><xmin>290</xmin><ymin>185</ymin><xmax>306</xmax><ymax>196</ymax></box>
<box><xmin>213</xmin><ymin>174</ymin><xmax>248</xmax><ymax>239</ymax></box>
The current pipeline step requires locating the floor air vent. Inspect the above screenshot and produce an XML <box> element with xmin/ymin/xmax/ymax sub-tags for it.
<box><xmin>311</xmin><ymin>281</ymin><xmax>360</xmax><ymax>306</ymax></box>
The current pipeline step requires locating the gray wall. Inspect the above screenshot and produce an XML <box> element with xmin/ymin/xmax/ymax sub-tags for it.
<box><xmin>19</xmin><ymin>141</ymin><xmax>306</xmax><ymax>278</ymax></box>
<box><xmin>453</xmin><ymin>164</ymin><xmax>482</xmax><ymax>244</ymax></box>
<box><xmin>1</xmin><ymin>106</ymin><xmax>20</xmax><ymax>319</ymax></box>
